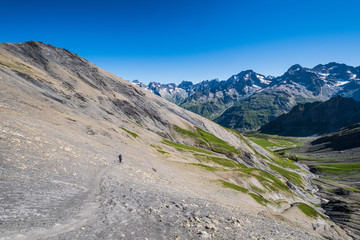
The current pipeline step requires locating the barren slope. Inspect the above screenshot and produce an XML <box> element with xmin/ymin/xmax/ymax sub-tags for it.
<box><xmin>0</xmin><ymin>41</ymin><xmax>350</xmax><ymax>239</ymax></box>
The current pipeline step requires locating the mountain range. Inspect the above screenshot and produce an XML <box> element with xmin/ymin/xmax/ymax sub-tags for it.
<box><xmin>134</xmin><ymin>62</ymin><xmax>360</xmax><ymax>131</ymax></box>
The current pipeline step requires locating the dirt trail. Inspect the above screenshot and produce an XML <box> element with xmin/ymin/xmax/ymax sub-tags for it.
<box><xmin>0</xmin><ymin>164</ymin><xmax>113</xmax><ymax>240</ymax></box>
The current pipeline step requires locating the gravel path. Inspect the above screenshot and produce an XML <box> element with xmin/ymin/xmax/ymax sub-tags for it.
<box><xmin>9</xmin><ymin>163</ymin><xmax>318</xmax><ymax>240</ymax></box>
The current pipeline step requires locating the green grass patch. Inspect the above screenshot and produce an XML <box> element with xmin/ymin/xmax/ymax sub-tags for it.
<box><xmin>297</xmin><ymin>203</ymin><xmax>325</xmax><ymax>219</ymax></box>
<box><xmin>237</xmin><ymin>168</ymin><xmax>290</xmax><ymax>193</ymax></box>
<box><xmin>241</xmin><ymin>132</ymin><xmax>300</xmax><ymax>170</ymax></box>
<box><xmin>219</xmin><ymin>180</ymin><xmax>249</xmax><ymax>193</ymax></box>
<box><xmin>244</xmin><ymin>132</ymin><xmax>302</xmax><ymax>149</ymax></box>
<box><xmin>150</xmin><ymin>144</ymin><xmax>162</xmax><ymax>149</ymax></box>
<box><xmin>345</xmin><ymin>187</ymin><xmax>360</xmax><ymax>193</ymax></box>
<box><xmin>173</xmin><ymin>125</ymin><xmax>240</xmax><ymax>157</ymax></box>
<box><xmin>157</xmin><ymin>149</ymin><xmax>169</xmax><ymax>155</ymax></box>
<box><xmin>313</xmin><ymin>162</ymin><xmax>360</xmax><ymax>174</ymax></box>
<box><xmin>196</xmin><ymin>127</ymin><xmax>241</xmax><ymax>156</ymax></box>
<box><xmin>120</xmin><ymin>127</ymin><xmax>138</xmax><ymax>138</ymax></box>
<box><xmin>249</xmin><ymin>193</ymin><xmax>269</xmax><ymax>206</ymax></box>
<box><xmin>162</xmin><ymin>139</ymin><xmax>215</xmax><ymax>155</ymax></box>
<box><xmin>189</xmin><ymin>163</ymin><xmax>225</xmax><ymax>172</ymax></box>
<box><xmin>194</xmin><ymin>154</ymin><xmax>246</xmax><ymax>169</ymax></box>
<box><xmin>269</xmin><ymin>155</ymin><xmax>300</xmax><ymax>170</ymax></box>
<box><xmin>250</xmin><ymin>184</ymin><xmax>266</xmax><ymax>194</ymax></box>
<box><xmin>268</xmin><ymin>163</ymin><xmax>304</xmax><ymax>186</ymax></box>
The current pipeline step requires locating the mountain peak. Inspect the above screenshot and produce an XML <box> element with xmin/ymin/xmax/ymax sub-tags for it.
<box><xmin>287</xmin><ymin>64</ymin><xmax>303</xmax><ymax>74</ymax></box>
<box><xmin>25</xmin><ymin>40</ymin><xmax>47</xmax><ymax>46</ymax></box>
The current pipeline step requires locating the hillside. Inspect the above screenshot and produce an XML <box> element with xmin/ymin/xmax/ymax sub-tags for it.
<box><xmin>0</xmin><ymin>41</ymin><xmax>349</xmax><ymax>240</ymax></box>
<box><xmin>259</xmin><ymin>96</ymin><xmax>360</xmax><ymax>136</ymax></box>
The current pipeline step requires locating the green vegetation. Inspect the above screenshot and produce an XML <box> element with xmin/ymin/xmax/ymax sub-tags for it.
<box><xmin>237</xmin><ymin>168</ymin><xmax>290</xmax><ymax>193</ymax></box>
<box><xmin>270</xmin><ymin>155</ymin><xmax>300</xmax><ymax>170</ymax></box>
<box><xmin>345</xmin><ymin>187</ymin><xmax>360</xmax><ymax>193</ymax></box>
<box><xmin>173</xmin><ymin>125</ymin><xmax>240</xmax><ymax>157</ymax></box>
<box><xmin>162</xmin><ymin>139</ymin><xmax>215</xmax><ymax>155</ymax></box>
<box><xmin>243</xmin><ymin>132</ymin><xmax>300</xmax><ymax>169</ymax></box>
<box><xmin>0</xmin><ymin>60</ymin><xmax>33</xmax><ymax>71</ymax></box>
<box><xmin>244</xmin><ymin>132</ymin><xmax>302</xmax><ymax>149</ymax></box>
<box><xmin>214</xmin><ymin>92</ymin><xmax>293</xmax><ymax>131</ymax></box>
<box><xmin>180</xmin><ymin>101</ymin><xmax>226</xmax><ymax>120</ymax></box>
<box><xmin>249</xmin><ymin>193</ymin><xmax>269</xmax><ymax>206</ymax></box>
<box><xmin>313</xmin><ymin>162</ymin><xmax>360</xmax><ymax>174</ymax></box>
<box><xmin>219</xmin><ymin>180</ymin><xmax>248</xmax><ymax>193</ymax></box>
<box><xmin>297</xmin><ymin>203</ymin><xmax>325</xmax><ymax>219</ymax></box>
<box><xmin>194</xmin><ymin>154</ymin><xmax>246</xmax><ymax>169</ymax></box>
<box><xmin>157</xmin><ymin>149</ymin><xmax>169</xmax><ymax>155</ymax></box>
<box><xmin>268</xmin><ymin>163</ymin><xmax>304</xmax><ymax>186</ymax></box>
<box><xmin>120</xmin><ymin>127</ymin><xmax>138</xmax><ymax>138</ymax></box>
<box><xmin>282</xmin><ymin>154</ymin><xmax>335</xmax><ymax>162</ymax></box>
<box><xmin>250</xmin><ymin>184</ymin><xmax>266</xmax><ymax>194</ymax></box>
<box><xmin>196</xmin><ymin>127</ymin><xmax>241</xmax><ymax>156</ymax></box>
<box><xmin>189</xmin><ymin>163</ymin><xmax>224</xmax><ymax>172</ymax></box>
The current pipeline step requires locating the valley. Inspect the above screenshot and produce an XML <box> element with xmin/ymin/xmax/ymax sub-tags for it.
<box><xmin>245</xmin><ymin>132</ymin><xmax>360</xmax><ymax>239</ymax></box>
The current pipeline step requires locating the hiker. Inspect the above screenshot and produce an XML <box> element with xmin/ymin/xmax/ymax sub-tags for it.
<box><xmin>119</xmin><ymin>154</ymin><xmax>122</xmax><ymax>163</ymax></box>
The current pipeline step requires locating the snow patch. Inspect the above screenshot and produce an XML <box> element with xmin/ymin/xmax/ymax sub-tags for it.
<box><xmin>335</xmin><ymin>81</ymin><xmax>350</xmax><ymax>86</ymax></box>
<box><xmin>256</xmin><ymin>74</ymin><xmax>271</xmax><ymax>84</ymax></box>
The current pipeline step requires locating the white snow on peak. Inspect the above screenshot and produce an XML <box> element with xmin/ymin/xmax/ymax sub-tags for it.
<box><xmin>256</xmin><ymin>74</ymin><xmax>271</xmax><ymax>84</ymax></box>
<box><xmin>317</xmin><ymin>72</ymin><xmax>329</xmax><ymax>80</ymax></box>
<box><xmin>335</xmin><ymin>80</ymin><xmax>350</xmax><ymax>86</ymax></box>
<box><xmin>350</xmin><ymin>74</ymin><xmax>357</xmax><ymax>80</ymax></box>
<box><xmin>329</xmin><ymin>66</ymin><xmax>338</xmax><ymax>70</ymax></box>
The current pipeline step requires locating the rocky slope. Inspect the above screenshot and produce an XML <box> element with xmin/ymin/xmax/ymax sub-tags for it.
<box><xmin>259</xmin><ymin>96</ymin><xmax>360</xmax><ymax>136</ymax></box>
<box><xmin>135</xmin><ymin>62</ymin><xmax>360</xmax><ymax>131</ymax></box>
<box><xmin>0</xmin><ymin>41</ymin><xmax>350</xmax><ymax>239</ymax></box>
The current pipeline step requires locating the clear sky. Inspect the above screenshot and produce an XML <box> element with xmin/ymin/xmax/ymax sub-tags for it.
<box><xmin>2</xmin><ymin>0</ymin><xmax>360</xmax><ymax>84</ymax></box>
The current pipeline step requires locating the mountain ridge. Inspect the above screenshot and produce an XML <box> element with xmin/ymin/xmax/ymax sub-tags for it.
<box><xmin>259</xmin><ymin>95</ymin><xmax>360</xmax><ymax>136</ymax></box>
<box><xmin>134</xmin><ymin>62</ymin><xmax>360</xmax><ymax>130</ymax></box>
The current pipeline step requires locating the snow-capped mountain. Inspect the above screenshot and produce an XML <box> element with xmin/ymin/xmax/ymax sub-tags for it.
<box><xmin>133</xmin><ymin>70</ymin><xmax>274</xmax><ymax>119</ymax></box>
<box><xmin>133</xmin><ymin>62</ymin><xmax>360</xmax><ymax>130</ymax></box>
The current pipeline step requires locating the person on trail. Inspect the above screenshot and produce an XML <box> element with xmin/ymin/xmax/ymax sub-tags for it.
<box><xmin>119</xmin><ymin>154</ymin><xmax>122</xmax><ymax>163</ymax></box>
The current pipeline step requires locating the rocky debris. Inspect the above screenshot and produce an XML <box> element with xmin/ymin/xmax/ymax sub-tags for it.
<box><xmin>36</xmin><ymin>165</ymin><xmax>321</xmax><ymax>240</ymax></box>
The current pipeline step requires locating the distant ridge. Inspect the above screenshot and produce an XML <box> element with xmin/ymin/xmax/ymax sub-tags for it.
<box><xmin>259</xmin><ymin>96</ymin><xmax>360</xmax><ymax>136</ymax></box>
<box><xmin>311</xmin><ymin>123</ymin><xmax>360</xmax><ymax>150</ymax></box>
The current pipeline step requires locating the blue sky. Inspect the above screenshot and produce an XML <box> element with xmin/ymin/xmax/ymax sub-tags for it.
<box><xmin>2</xmin><ymin>0</ymin><xmax>360</xmax><ymax>83</ymax></box>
